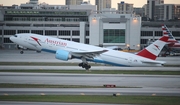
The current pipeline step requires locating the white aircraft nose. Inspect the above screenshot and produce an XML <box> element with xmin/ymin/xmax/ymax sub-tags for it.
<box><xmin>10</xmin><ymin>36</ymin><xmax>15</xmax><ymax>42</ymax></box>
<box><xmin>10</xmin><ymin>36</ymin><xmax>13</xmax><ymax>41</ymax></box>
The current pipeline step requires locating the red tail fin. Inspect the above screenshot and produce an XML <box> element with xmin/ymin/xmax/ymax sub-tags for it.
<box><xmin>136</xmin><ymin>36</ymin><xmax>169</xmax><ymax>60</ymax></box>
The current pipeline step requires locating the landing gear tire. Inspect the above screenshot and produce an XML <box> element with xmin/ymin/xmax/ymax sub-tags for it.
<box><xmin>20</xmin><ymin>50</ymin><xmax>24</xmax><ymax>54</ymax></box>
<box><xmin>85</xmin><ymin>65</ymin><xmax>91</xmax><ymax>72</ymax></box>
<box><xmin>85</xmin><ymin>65</ymin><xmax>91</xmax><ymax>69</ymax></box>
<box><xmin>78</xmin><ymin>63</ymin><xmax>91</xmax><ymax>71</ymax></box>
<box><xmin>79</xmin><ymin>63</ymin><xmax>83</xmax><ymax>67</ymax></box>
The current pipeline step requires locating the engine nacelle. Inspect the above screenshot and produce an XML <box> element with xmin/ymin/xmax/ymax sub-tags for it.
<box><xmin>55</xmin><ymin>50</ymin><xmax>72</xmax><ymax>61</ymax></box>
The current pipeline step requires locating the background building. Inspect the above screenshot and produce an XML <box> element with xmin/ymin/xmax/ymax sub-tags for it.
<box><xmin>155</xmin><ymin>4</ymin><xmax>180</xmax><ymax>20</ymax></box>
<box><xmin>146</xmin><ymin>0</ymin><xmax>180</xmax><ymax>21</ymax></box>
<box><xmin>0</xmin><ymin>2</ymin><xmax>142</xmax><ymax>50</ymax></box>
<box><xmin>142</xmin><ymin>4</ymin><xmax>147</xmax><ymax>16</ymax></box>
<box><xmin>134</xmin><ymin>8</ymin><xmax>144</xmax><ymax>17</ymax></box>
<box><xmin>147</xmin><ymin>0</ymin><xmax>155</xmax><ymax>20</ymax></box>
<box><xmin>0</xmin><ymin>3</ymin><xmax>91</xmax><ymax>49</ymax></box>
<box><xmin>66</xmin><ymin>0</ymin><xmax>83</xmax><ymax>5</ymax></box>
<box><xmin>0</xmin><ymin>0</ymin><xmax>180</xmax><ymax>50</ymax></box>
<box><xmin>89</xmin><ymin>13</ymin><xmax>141</xmax><ymax>49</ymax></box>
<box><xmin>29</xmin><ymin>0</ymin><xmax>38</xmax><ymax>4</ymax></box>
<box><xmin>95</xmin><ymin>0</ymin><xmax>111</xmax><ymax>11</ymax></box>
<box><xmin>117</xmin><ymin>1</ymin><xmax>133</xmax><ymax>14</ymax></box>
<box><xmin>147</xmin><ymin>0</ymin><xmax>164</xmax><ymax>20</ymax></box>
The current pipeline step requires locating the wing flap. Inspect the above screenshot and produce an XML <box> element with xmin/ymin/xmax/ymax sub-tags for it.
<box><xmin>71</xmin><ymin>50</ymin><xmax>108</xmax><ymax>59</ymax></box>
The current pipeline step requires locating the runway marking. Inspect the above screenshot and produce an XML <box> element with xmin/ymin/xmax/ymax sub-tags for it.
<box><xmin>4</xmin><ymin>93</ymin><xmax>8</xmax><ymax>96</ymax></box>
<box><xmin>40</xmin><ymin>93</ymin><xmax>45</xmax><ymax>96</ymax></box>
<box><xmin>116</xmin><ymin>93</ymin><xmax>120</xmax><ymax>96</ymax></box>
<box><xmin>80</xmin><ymin>93</ymin><xmax>85</xmax><ymax>95</ymax></box>
<box><xmin>152</xmin><ymin>93</ymin><xmax>156</xmax><ymax>96</ymax></box>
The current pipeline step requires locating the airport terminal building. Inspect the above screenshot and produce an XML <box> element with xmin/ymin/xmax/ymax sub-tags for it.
<box><xmin>0</xmin><ymin>3</ymin><xmax>180</xmax><ymax>50</ymax></box>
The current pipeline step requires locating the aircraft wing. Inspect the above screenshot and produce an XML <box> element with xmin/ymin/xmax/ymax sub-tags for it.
<box><xmin>106</xmin><ymin>46</ymin><xmax>118</xmax><ymax>49</ymax></box>
<box><xmin>141</xmin><ymin>60</ymin><xmax>166</xmax><ymax>64</ymax></box>
<box><xmin>71</xmin><ymin>50</ymin><xmax>108</xmax><ymax>59</ymax></box>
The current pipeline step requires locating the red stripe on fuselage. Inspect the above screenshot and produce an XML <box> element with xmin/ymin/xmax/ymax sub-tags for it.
<box><xmin>137</xmin><ymin>49</ymin><xmax>157</xmax><ymax>60</ymax></box>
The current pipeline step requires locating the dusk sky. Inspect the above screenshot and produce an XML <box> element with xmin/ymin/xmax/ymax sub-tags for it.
<box><xmin>1</xmin><ymin>0</ymin><xmax>180</xmax><ymax>7</ymax></box>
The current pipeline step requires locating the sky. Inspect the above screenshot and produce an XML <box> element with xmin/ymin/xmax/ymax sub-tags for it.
<box><xmin>1</xmin><ymin>0</ymin><xmax>180</xmax><ymax>7</ymax></box>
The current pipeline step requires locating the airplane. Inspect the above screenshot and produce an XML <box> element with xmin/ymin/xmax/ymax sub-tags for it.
<box><xmin>162</xmin><ymin>24</ymin><xmax>180</xmax><ymax>51</ymax></box>
<box><xmin>10</xmin><ymin>33</ymin><xmax>169</xmax><ymax>70</ymax></box>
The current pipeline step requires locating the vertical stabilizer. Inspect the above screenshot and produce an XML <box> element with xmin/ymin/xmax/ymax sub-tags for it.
<box><xmin>162</xmin><ymin>24</ymin><xmax>176</xmax><ymax>40</ymax></box>
<box><xmin>136</xmin><ymin>35</ymin><xmax>169</xmax><ymax>60</ymax></box>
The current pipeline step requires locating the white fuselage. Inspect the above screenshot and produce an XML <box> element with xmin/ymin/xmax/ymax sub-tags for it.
<box><xmin>10</xmin><ymin>33</ymin><xmax>164</xmax><ymax>67</ymax></box>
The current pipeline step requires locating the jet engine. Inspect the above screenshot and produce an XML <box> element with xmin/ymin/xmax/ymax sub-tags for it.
<box><xmin>55</xmin><ymin>50</ymin><xmax>72</xmax><ymax>61</ymax></box>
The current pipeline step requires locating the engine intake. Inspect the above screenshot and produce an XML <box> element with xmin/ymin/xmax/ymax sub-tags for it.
<box><xmin>55</xmin><ymin>50</ymin><xmax>72</xmax><ymax>61</ymax></box>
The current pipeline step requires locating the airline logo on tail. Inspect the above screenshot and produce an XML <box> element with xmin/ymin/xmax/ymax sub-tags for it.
<box><xmin>136</xmin><ymin>35</ymin><xmax>169</xmax><ymax>60</ymax></box>
<box><xmin>154</xmin><ymin>44</ymin><xmax>160</xmax><ymax>50</ymax></box>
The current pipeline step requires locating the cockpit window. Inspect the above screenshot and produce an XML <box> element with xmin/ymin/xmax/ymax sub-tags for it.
<box><xmin>14</xmin><ymin>35</ymin><xmax>17</xmax><ymax>37</ymax></box>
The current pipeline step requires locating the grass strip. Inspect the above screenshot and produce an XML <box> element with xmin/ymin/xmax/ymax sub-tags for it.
<box><xmin>0</xmin><ymin>95</ymin><xmax>180</xmax><ymax>105</ymax></box>
<box><xmin>0</xmin><ymin>70</ymin><xmax>180</xmax><ymax>75</ymax></box>
<box><xmin>0</xmin><ymin>83</ymin><xmax>140</xmax><ymax>88</ymax></box>
<box><xmin>0</xmin><ymin>62</ymin><xmax>179</xmax><ymax>67</ymax></box>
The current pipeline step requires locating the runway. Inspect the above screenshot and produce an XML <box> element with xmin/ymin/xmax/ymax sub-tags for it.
<box><xmin>0</xmin><ymin>66</ymin><xmax>180</xmax><ymax>71</ymax></box>
<box><xmin>0</xmin><ymin>50</ymin><xmax>180</xmax><ymax>97</ymax></box>
<box><xmin>1</xmin><ymin>87</ymin><xmax>180</xmax><ymax>96</ymax></box>
<box><xmin>2</xmin><ymin>73</ymin><xmax>180</xmax><ymax>96</ymax></box>
<box><xmin>0</xmin><ymin>72</ymin><xmax>180</xmax><ymax>88</ymax></box>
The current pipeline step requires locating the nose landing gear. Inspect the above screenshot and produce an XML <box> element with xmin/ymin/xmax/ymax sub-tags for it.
<box><xmin>20</xmin><ymin>50</ymin><xmax>24</xmax><ymax>54</ymax></box>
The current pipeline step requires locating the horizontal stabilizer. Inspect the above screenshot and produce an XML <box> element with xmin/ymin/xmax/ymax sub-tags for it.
<box><xmin>141</xmin><ymin>60</ymin><xmax>166</xmax><ymax>64</ymax></box>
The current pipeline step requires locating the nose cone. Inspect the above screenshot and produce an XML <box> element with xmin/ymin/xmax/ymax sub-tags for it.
<box><xmin>10</xmin><ymin>36</ymin><xmax>14</xmax><ymax>42</ymax></box>
<box><xmin>10</xmin><ymin>35</ymin><xmax>16</xmax><ymax>43</ymax></box>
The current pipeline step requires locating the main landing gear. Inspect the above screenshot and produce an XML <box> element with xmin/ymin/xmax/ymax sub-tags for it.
<box><xmin>79</xmin><ymin>57</ymin><xmax>91</xmax><ymax>71</ymax></box>
<box><xmin>78</xmin><ymin>63</ymin><xmax>91</xmax><ymax>71</ymax></box>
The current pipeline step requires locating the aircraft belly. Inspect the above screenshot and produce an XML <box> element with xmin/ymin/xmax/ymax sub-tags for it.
<box><xmin>97</xmin><ymin>54</ymin><xmax>130</xmax><ymax>67</ymax></box>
